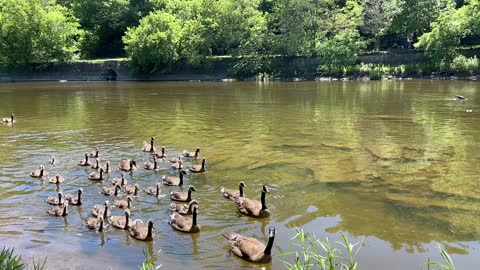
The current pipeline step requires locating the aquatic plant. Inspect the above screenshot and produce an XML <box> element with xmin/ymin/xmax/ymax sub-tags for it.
<box><xmin>31</xmin><ymin>258</ymin><xmax>47</xmax><ymax>270</ymax></box>
<box><xmin>280</xmin><ymin>227</ymin><xmax>363</xmax><ymax>270</ymax></box>
<box><xmin>424</xmin><ymin>246</ymin><xmax>456</xmax><ymax>270</ymax></box>
<box><xmin>281</xmin><ymin>228</ymin><xmax>457</xmax><ymax>270</ymax></box>
<box><xmin>0</xmin><ymin>246</ymin><xmax>23</xmax><ymax>270</ymax></box>
<box><xmin>0</xmin><ymin>247</ymin><xmax>46</xmax><ymax>270</ymax></box>
<box><xmin>138</xmin><ymin>248</ymin><xmax>162</xmax><ymax>270</ymax></box>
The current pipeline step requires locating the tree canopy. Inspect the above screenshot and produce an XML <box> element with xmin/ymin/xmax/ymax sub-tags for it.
<box><xmin>1</xmin><ymin>0</ymin><xmax>480</xmax><ymax>74</ymax></box>
<box><xmin>0</xmin><ymin>0</ymin><xmax>80</xmax><ymax>66</ymax></box>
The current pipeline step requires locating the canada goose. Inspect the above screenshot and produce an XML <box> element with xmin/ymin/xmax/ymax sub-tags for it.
<box><xmin>144</xmin><ymin>156</ymin><xmax>159</xmax><ymax>170</ymax></box>
<box><xmin>119</xmin><ymin>159</ymin><xmax>137</xmax><ymax>171</ymax></box>
<box><xmin>101</xmin><ymin>184</ymin><xmax>121</xmax><ymax>196</ymax></box>
<box><xmin>91</xmin><ymin>201</ymin><xmax>111</xmax><ymax>218</ymax></box>
<box><xmin>222</xmin><ymin>227</ymin><xmax>276</xmax><ymax>263</ymax></box>
<box><xmin>66</xmin><ymin>189</ymin><xmax>83</xmax><ymax>205</ymax></box>
<box><xmin>2</xmin><ymin>113</ymin><xmax>15</xmax><ymax>123</ymax></box>
<box><xmin>48</xmin><ymin>174</ymin><xmax>65</xmax><ymax>185</ymax></box>
<box><xmin>85</xmin><ymin>215</ymin><xmax>99</xmax><ymax>230</ymax></box>
<box><xmin>124</xmin><ymin>184</ymin><xmax>140</xmax><ymax>196</ymax></box>
<box><xmin>189</xmin><ymin>158</ymin><xmax>206</xmax><ymax>173</ymax></box>
<box><xmin>91</xmin><ymin>158</ymin><xmax>100</xmax><ymax>169</ymax></box>
<box><xmin>170</xmin><ymin>186</ymin><xmax>196</xmax><ymax>202</ymax></box>
<box><xmin>46</xmin><ymin>192</ymin><xmax>64</xmax><ymax>205</ymax></box>
<box><xmin>162</xmin><ymin>169</ymin><xmax>187</xmax><ymax>186</ymax></box>
<box><xmin>233</xmin><ymin>185</ymin><xmax>270</xmax><ymax>218</ymax></box>
<box><xmin>172</xmin><ymin>159</ymin><xmax>183</xmax><ymax>170</ymax></box>
<box><xmin>89</xmin><ymin>168</ymin><xmax>104</xmax><ymax>181</ymax></box>
<box><xmin>455</xmin><ymin>95</ymin><xmax>467</xmax><ymax>101</ymax></box>
<box><xmin>169</xmin><ymin>204</ymin><xmax>200</xmax><ymax>233</ymax></box>
<box><xmin>153</xmin><ymin>146</ymin><xmax>167</xmax><ymax>159</ymax></box>
<box><xmin>221</xmin><ymin>181</ymin><xmax>246</xmax><ymax>201</ymax></box>
<box><xmin>85</xmin><ymin>216</ymin><xmax>109</xmax><ymax>232</ymax></box>
<box><xmin>111</xmin><ymin>173</ymin><xmax>127</xmax><ymax>186</ymax></box>
<box><xmin>47</xmin><ymin>202</ymin><xmax>69</xmax><ymax>217</ymax></box>
<box><xmin>102</xmin><ymin>161</ymin><xmax>112</xmax><ymax>173</ymax></box>
<box><xmin>113</xmin><ymin>196</ymin><xmax>132</xmax><ymax>209</ymax></box>
<box><xmin>142</xmin><ymin>137</ymin><xmax>156</xmax><ymax>152</ymax></box>
<box><xmin>169</xmin><ymin>155</ymin><xmax>182</xmax><ymax>164</ymax></box>
<box><xmin>170</xmin><ymin>200</ymin><xmax>198</xmax><ymax>215</ymax></box>
<box><xmin>129</xmin><ymin>219</ymin><xmax>155</xmax><ymax>241</ymax></box>
<box><xmin>145</xmin><ymin>183</ymin><xmax>161</xmax><ymax>197</ymax></box>
<box><xmin>78</xmin><ymin>153</ymin><xmax>92</xmax><ymax>166</ymax></box>
<box><xmin>48</xmin><ymin>156</ymin><xmax>56</xmax><ymax>165</ymax></box>
<box><xmin>183</xmin><ymin>147</ymin><xmax>200</xmax><ymax>159</ymax></box>
<box><xmin>30</xmin><ymin>165</ymin><xmax>48</xmax><ymax>178</ymax></box>
<box><xmin>110</xmin><ymin>210</ymin><xmax>131</xmax><ymax>230</ymax></box>
<box><xmin>89</xmin><ymin>147</ymin><xmax>100</xmax><ymax>158</ymax></box>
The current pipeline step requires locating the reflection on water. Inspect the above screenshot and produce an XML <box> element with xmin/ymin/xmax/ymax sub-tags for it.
<box><xmin>0</xmin><ymin>81</ymin><xmax>479</xmax><ymax>269</ymax></box>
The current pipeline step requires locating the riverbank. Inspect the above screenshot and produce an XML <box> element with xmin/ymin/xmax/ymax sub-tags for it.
<box><xmin>0</xmin><ymin>51</ymin><xmax>479</xmax><ymax>82</ymax></box>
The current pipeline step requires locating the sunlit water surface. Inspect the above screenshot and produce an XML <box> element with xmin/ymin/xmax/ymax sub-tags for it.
<box><xmin>0</xmin><ymin>81</ymin><xmax>479</xmax><ymax>269</ymax></box>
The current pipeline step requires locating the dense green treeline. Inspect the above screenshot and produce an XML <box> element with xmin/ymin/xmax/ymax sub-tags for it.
<box><xmin>0</xmin><ymin>0</ymin><xmax>479</xmax><ymax>76</ymax></box>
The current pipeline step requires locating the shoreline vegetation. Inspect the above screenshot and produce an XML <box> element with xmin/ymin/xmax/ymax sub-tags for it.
<box><xmin>1</xmin><ymin>0</ymin><xmax>480</xmax><ymax>82</ymax></box>
<box><xmin>1</xmin><ymin>55</ymin><xmax>480</xmax><ymax>82</ymax></box>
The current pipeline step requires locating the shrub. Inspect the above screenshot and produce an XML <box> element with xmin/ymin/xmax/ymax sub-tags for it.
<box><xmin>451</xmin><ymin>55</ymin><xmax>479</xmax><ymax>75</ymax></box>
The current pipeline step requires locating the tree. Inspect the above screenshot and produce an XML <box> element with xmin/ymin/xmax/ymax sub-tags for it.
<box><xmin>415</xmin><ymin>1</ymin><xmax>467</xmax><ymax>73</ymax></box>
<box><xmin>316</xmin><ymin>0</ymin><xmax>366</xmax><ymax>74</ymax></box>
<box><xmin>60</xmin><ymin>0</ymin><xmax>153</xmax><ymax>58</ymax></box>
<box><xmin>267</xmin><ymin>0</ymin><xmax>319</xmax><ymax>56</ymax></box>
<box><xmin>0</xmin><ymin>0</ymin><xmax>80</xmax><ymax>66</ymax></box>
<box><xmin>389</xmin><ymin>0</ymin><xmax>448</xmax><ymax>46</ymax></box>
<box><xmin>317</xmin><ymin>30</ymin><xmax>366</xmax><ymax>74</ymax></box>
<box><xmin>123</xmin><ymin>11</ymin><xmax>180</xmax><ymax>73</ymax></box>
<box><xmin>162</xmin><ymin>0</ymin><xmax>220</xmax><ymax>65</ymax></box>
<box><xmin>217</xmin><ymin>0</ymin><xmax>274</xmax><ymax>76</ymax></box>
<box><xmin>362</xmin><ymin>0</ymin><xmax>401</xmax><ymax>50</ymax></box>
<box><xmin>459</xmin><ymin>0</ymin><xmax>480</xmax><ymax>35</ymax></box>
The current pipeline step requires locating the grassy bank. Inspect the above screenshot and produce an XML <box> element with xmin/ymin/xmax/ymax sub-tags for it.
<box><xmin>2</xmin><ymin>54</ymin><xmax>479</xmax><ymax>82</ymax></box>
<box><xmin>314</xmin><ymin>55</ymin><xmax>480</xmax><ymax>81</ymax></box>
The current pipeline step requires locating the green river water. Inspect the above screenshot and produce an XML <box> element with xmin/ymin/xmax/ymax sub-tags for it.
<box><xmin>0</xmin><ymin>81</ymin><xmax>479</xmax><ymax>269</ymax></box>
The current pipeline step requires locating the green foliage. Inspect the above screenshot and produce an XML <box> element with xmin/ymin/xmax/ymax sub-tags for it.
<box><xmin>362</xmin><ymin>0</ymin><xmax>401</xmax><ymax>50</ymax></box>
<box><xmin>165</xmin><ymin>0</ymin><xmax>219</xmax><ymax>66</ymax></box>
<box><xmin>0</xmin><ymin>0</ymin><xmax>80</xmax><ymax>66</ymax></box>
<box><xmin>1</xmin><ymin>0</ymin><xmax>480</xmax><ymax>75</ymax></box>
<box><xmin>461</xmin><ymin>0</ymin><xmax>480</xmax><ymax>34</ymax></box>
<box><xmin>267</xmin><ymin>0</ymin><xmax>318</xmax><ymax>56</ymax></box>
<box><xmin>451</xmin><ymin>55</ymin><xmax>479</xmax><ymax>74</ymax></box>
<box><xmin>0</xmin><ymin>247</ymin><xmax>23</xmax><ymax>270</ymax></box>
<box><xmin>315</xmin><ymin>0</ymin><xmax>366</xmax><ymax>75</ymax></box>
<box><xmin>138</xmin><ymin>248</ymin><xmax>162</xmax><ymax>270</ymax></box>
<box><xmin>124</xmin><ymin>0</ymin><xmax>222</xmax><ymax>72</ymax></box>
<box><xmin>280</xmin><ymin>227</ymin><xmax>362</xmax><ymax>270</ymax></box>
<box><xmin>415</xmin><ymin>1</ymin><xmax>467</xmax><ymax>72</ymax></box>
<box><xmin>389</xmin><ymin>0</ymin><xmax>448</xmax><ymax>40</ymax></box>
<box><xmin>0</xmin><ymin>247</ymin><xmax>46</xmax><ymax>270</ymax></box>
<box><xmin>317</xmin><ymin>30</ymin><xmax>366</xmax><ymax>75</ymax></box>
<box><xmin>425</xmin><ymin>246</ymin><xmax>456</xmax><ymax>270</ymax></box>
<box><xmin>223</xmin><ymin>0</ymin><xmax>275</xmax><ymax>77</ymax></box>
<box><xmin>61</xmin><ymin>0</ymin><xmax>153</xmax><ymax>58</ymax></box>
<box><xmin>123</xmin><ymin>11</ymin><xmax>181</xmax><ymax>74</ymax></box>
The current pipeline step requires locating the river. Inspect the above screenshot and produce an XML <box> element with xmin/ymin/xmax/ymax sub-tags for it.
<box><xmin>0</xmin><ymin>80</ymin><xmax>479</xmax><ymax>269</ymax></box>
